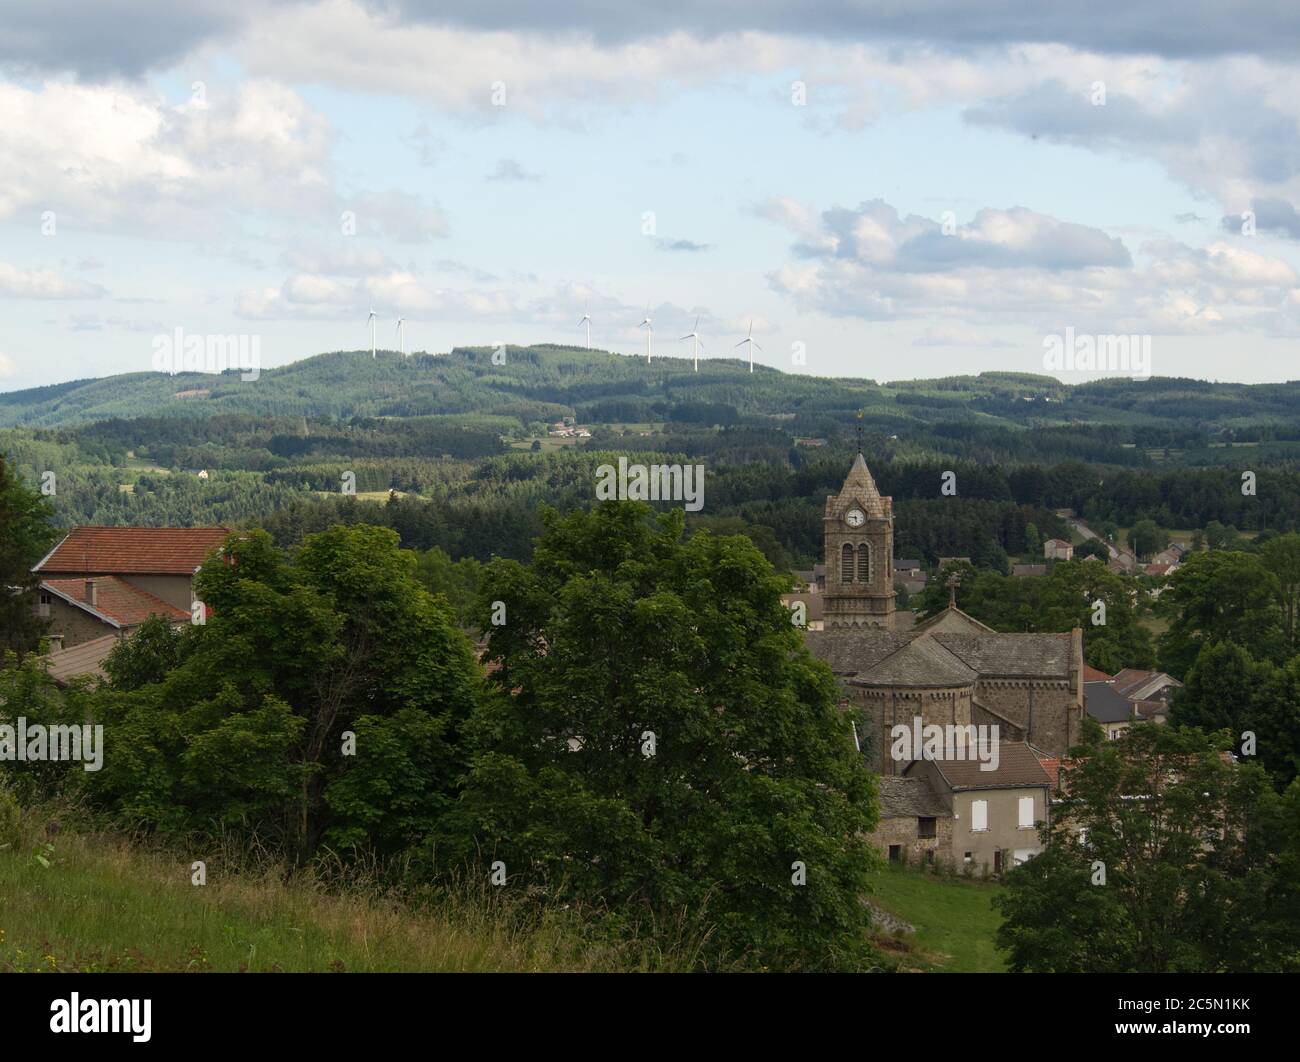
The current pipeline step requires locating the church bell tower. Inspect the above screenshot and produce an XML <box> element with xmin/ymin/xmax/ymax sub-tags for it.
<box><xmin>824</xmin><ymin>452</ymin><xmax>895</xmax><ymax>629</ymax></box>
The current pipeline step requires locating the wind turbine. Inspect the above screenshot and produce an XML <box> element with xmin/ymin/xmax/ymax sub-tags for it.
<box><xmin>680</xmin><ymin>316</ymin><xmax>703</xmax><ymax>372</ymax></box>
<box><xmin>579</xmin><ymin>302</ymin><xmax>592</xmax><ymax>349</ymax></box>
<box><xmin>638</xmin><ymin>304</ymin><xmax>653</xmax><ymax>363</ymax></box>
<box><xmin>734</xmin><ymin>319</ymin><xmax>761</xmax><ymax>373</ymax></box>
<box><xmin>367</xmin><ymin>307</ymin><xmax>377</xmax><ymax>358</ymax></box>
<box><xmin>396</xmin><ymin>316</ymin><xmax>406</xmax><ymax>356</ymax></box>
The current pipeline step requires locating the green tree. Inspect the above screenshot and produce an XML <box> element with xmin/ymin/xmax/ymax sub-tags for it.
<box><xmin>1156</xmin><ymin>551</ymin><xmax>1284</xmax><ymax>676</ymax></box>
<box><xmin>1129</xmin><ymin>518</ymin><xmax>1164</xmax><ymax>560</ymax></box>
<box><xmin>1261</xmin><ymin>533</ymin><xmax>1300</xmax><ymax>655</ymax></box>
<box><xmin>444</xmin><ymin>502</ymin><xmax>879</xmax><ymax>971</ymax></box>
<box><xmin>996</xmin><ymin>725</ymin><xmax>1294</xmax><ymax>972</ymax></box>
<box><xmin>0</xmin><ymin>456</ymin><xmax>56</xmax><ymax>655</ymax></box>
<box><xmin>85</xmin><ymin>526</ymin><xmax>482</xmax><ymax>863</ymax></box>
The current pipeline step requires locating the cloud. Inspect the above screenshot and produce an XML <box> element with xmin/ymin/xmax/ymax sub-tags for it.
<box><xmin>760</xmin><ymin>196</ymin><xmax>1300</xmax><ymax>336</ymax></box>
<box><xmin>0</xmin><ymin>261</ymin><xmax>107</xmax><ymax>299</ymax></box>
<box><xmin>282</xmin><ymin>244</ymin><xmax>395</xmax><ymax>275</ymax></box>
<box><xmin>774</xmin><ymin>199</ymin><xmax>1130</xmax><ymax>272</ymax></box>
<box><xmin>1220</xmin><ymin>198</ymin><xmax>1300</xmax><ymax>240</ymax></box>
<box><xmin>656</xmin><ymin>238</ymin><xmax>711</xmax><ymax>253</ymax></box>
<box><xmin>8</xmin><ymin>0</ymin><xmax>1298</xmax><ymax>83</ymax></box>
<box><xmin>0</xmin><ymin>78</ymin><xmax>334</xmax><ymax>236</ymax></box>
<box><xmin>348</xmin><ymin>189</ymin><xmax>449</xmax><ymax>242</ymax></box>
<box><xmin>486</xmin><ymin>158</ymin><xmax>540</xmax><ymax>182</ymax></box>
<box><xmin>0</xmin><ymin>351</ymin><xmax>16</xmax><ymax>377</ymax></box>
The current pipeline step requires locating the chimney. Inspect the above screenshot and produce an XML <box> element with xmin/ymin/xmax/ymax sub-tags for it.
<box><xmin>48</xmin><ymin>633</ymin><xmax>64</xmax><ymax>652</ymax></box>
<box><xmin>85</xmin><ymin>578</ymin><xmax>97</xmax><ymax>607</ymax></box>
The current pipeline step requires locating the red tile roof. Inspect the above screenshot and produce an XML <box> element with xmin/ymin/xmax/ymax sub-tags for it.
<box><xmin>44</xmin><ymin>633</ymin><xmax>119</xmax><ymax>685</ymax></box>
<box><xmin>35</xmin><ymin>526</ymin><xmax>231</xmax><ymax>576</ymax></box>
<box><xmin>1083</xmin><ymin>663</ymin><xmax>1112</xmax><ymax>682</ymax></box>
<box><xmin>41</xmin><ymin>577</ymin><xmax>190</xmax><ymax>628</ymax></box>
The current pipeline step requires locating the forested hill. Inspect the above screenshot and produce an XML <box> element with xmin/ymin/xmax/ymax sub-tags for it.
<box><xmin>4</xmin><ymin>345</ymin><xmax>1300</xmax><ymax>443</ymax></box>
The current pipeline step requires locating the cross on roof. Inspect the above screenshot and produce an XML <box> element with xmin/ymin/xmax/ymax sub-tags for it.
<box><xmin>946</xmin><ymin>569</ymin><xmax>962</xmax><ymax>608</ymax></box>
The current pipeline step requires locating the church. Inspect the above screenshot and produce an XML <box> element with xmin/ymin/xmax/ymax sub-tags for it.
<box><xmin>804</xmin><ymin>453</ymin><xmax>1085</xmax><ymax>773</ymax></box>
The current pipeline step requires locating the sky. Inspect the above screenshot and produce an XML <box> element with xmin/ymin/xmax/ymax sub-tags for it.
<box><xmin>2</xmin><ymin>0</ymin><xmax>1300</xmax><ymax>390</ymax></box>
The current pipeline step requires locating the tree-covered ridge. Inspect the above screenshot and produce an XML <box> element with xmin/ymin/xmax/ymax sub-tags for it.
<box><xmin>5</xmin><ymin>347</ymin><xmax>1300</xmax><ymax>445</ymax></box>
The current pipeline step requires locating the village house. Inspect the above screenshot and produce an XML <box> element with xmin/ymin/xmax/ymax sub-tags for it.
<box><xmin>869</xmin><ymin>742</ymin><xmax>1053</xmax><ymax>874</ymax></box>
<box><xmin>1043</xmin><ymin>538</ymin><xmax>1074</xmax><ymax>561</ymax></box>
<box><xmin>31</xmin><ymin>525</ymin><xmax>231</xmax><ymax>681</ymax></box>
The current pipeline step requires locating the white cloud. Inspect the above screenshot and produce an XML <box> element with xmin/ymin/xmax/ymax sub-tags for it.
<box><xmin>761</xmin><ymin>197</ymin><xmax>1300</xmax><ymax>336</ymax></box>
<box><xmin>0</xmin><ymin>261</ymin><xmax>107</xmax><ymax>299</ymax></box>
<box><xmin>0</xmin><ymin>78</ymin><xmax>334</xmax><ymax>236</ymax></box>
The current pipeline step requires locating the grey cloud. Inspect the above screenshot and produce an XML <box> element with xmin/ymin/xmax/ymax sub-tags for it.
<box><xmin>374</xmin><ymin>1</ymin><xmax>1300</xmax><ymax>59</ymax></box>
<box><xmin>793</xmin><ymin>199</ymin><xmax>1130</xmax><ymax>272</ymax></box>
<box><xmin>7</xmin><ymin>0</ymin><xmax>1300</xmax><ymax>80</ymax></box>
<box><xmin>1220</xmin><ymin>198</ymin><xmax>1300</xmax><ymax>239</ymax></box>
<box><xmin>486</xmin><ymin>158</ymin><xmax>541</xmax><ymax>182</ymax></box>
<box><xmin>656</xmin><ymin>238</ymin><xmax>711</xmax><ymax>253</ymax></box>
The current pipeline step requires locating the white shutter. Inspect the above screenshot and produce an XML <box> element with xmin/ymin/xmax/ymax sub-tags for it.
<box><xmin>1018</xmin><ymin>795</ymin><xmax>1035</xmax><ymax>828</ymax></box>
<box><xmin>971</xmin><ymin>799</ymin><xmax>988</xmax><ymax>831</ymax></box>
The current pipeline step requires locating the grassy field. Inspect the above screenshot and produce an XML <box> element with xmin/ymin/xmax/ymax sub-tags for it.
<box><xmin>868</xmin><ymin>866</ymin><xmax>1006</xmax><ymax>972</ymax></box>
<box><xmin>0</xmin><ymin>822</ymin><xmax>701</xmax><ymax>973</ymax></box>
<box><xmin>1</xmin><ymin>802</ymin><xmax>1006</xmax><ymax>973</ymax></box>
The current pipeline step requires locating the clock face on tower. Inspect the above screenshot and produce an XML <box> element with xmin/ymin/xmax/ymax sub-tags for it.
<box><xmin>845</xmin><ymin>508</ymin><xmax>866</xmax><ymax>528</ymax></box>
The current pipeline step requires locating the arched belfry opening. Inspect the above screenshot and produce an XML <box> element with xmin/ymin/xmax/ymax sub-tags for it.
<box><xmin>823</xmin><ymin>453</ymin><xmax>895</xmax><ymax>629</ymax></box>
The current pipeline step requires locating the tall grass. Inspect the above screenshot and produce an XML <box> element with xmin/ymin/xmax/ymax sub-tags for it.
<box><xmin>0</xmin><ymin>794</ymin><xmax>711</xmax><ymax>973</ymax></box>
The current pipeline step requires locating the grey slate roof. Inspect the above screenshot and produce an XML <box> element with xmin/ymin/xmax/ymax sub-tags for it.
<box><xmin>877</xmin><ymin>776</ymin><xmax>948</xmax><ymax>818</ymax></box>
<box><xmin>806</xmin><ymin>626</ymin><xmax>1073</xmax><ymax>681</ymax></box>
<box><xmin>918</xmin><ymin>741</ymin><xmax>1052</xmax><ymax>791</ymax></box>
<box><xmin>804</xmin><ymin>629</ymin><xmax>913</xmax><ymax>674</ymax></box>
<box><xmin>853</xmin><ymin>637</ymin><xmax>977</xmax><ymax>688</ymax></box>
<box><xmin>1084</xmin><ymin>680</ymin><xmax>1134</xmax><ymax>723</ymax></box>
<box><xmin>930</xmin><ymin>632</ymin><xmax>1073</xmax><ymax>678</ymax></box>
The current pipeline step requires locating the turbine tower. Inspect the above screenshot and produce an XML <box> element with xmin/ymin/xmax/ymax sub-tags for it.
<box><xmin>680</xmin><ymin>316</ymin><xmax>704</xmax><ymax>372</ymax></box>
<box><xmin>638</xmin><ymin>305</ymin><xmax>653</xmax><ymax>363</ymax></box>
<box><xmin>734</xmin><ymin>319</ymin><xmax>761</xmax><ymax>373</ymax></box>
<box><xmin>367</xmin><ymin>308</ymin><xmax>377</xmax><ymax>358</ymax></box>
<box><xmin>579</xmin><ymin>302</ymin><xmax>592</xmax><ymax>350</ymax></box>
<box><xmin>396</xmin><ymin>316</ymin><xmax>406</xmax><ymax>356</ymax></box>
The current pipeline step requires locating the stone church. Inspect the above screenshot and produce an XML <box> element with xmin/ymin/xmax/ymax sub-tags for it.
<box><xmin>805</xmin><ymin>453</ymin><xmax>1084</xmax><ymax>773</ymax></box>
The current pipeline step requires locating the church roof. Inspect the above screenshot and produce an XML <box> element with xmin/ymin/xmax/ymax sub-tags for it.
<box><xmin>826</xmin><ymin>452</ymin><xmax>888</xmax><ymax>519</ymax></box>
<box><xmin>804</xmin><ymin>629</ymin><xmax>913</xmax><ymax>674</ymax></box>
<box><xmin>931</xmin><ymin>632</ymin><xmax>1074</xmax><ymax>679</ymax></box>
<box><xmin>912</xmin><ymin>605</ymin><xmax>995</xmax><ymax>635</ymax></box>
<box><xmin>853</xmin><ymin>637</ymin><xmax>977</xmax><ymax>688</ymax></box>
<box><xmin>805</xmin><ymin>627</ymin><xmax>1074</xmax><ymax>681</ymax></box>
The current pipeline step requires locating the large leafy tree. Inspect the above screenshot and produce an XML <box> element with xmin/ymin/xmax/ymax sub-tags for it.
<box><xmin>996</xmin><ymin>725</ymin><xmax>1297</xmax><ymax>972</ymax></box>
<box><xmin>0</xmin><ymin>456</ymin><xmax>56</xmax><ymax>655</ymax></box>
<box><xmin>443</xmin><ymin>502</ymin><xmax>879</xmax><ymax>971</ymax></box>
<box><xmin>1171</xmin><ymin>641</ymin><xmax>1300</xmax><ymax>788</ymax></box>
<box><xmin>85</xmin><ymin>526</ymin><xmax>482</xmax><ymax>863</ymax></box>
<box><xmin>1156</xmin><ymin>551</ymin><xmax>1284</xmax><ymax>676</ymax></box>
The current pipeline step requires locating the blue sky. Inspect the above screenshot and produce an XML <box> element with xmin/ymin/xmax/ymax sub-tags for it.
<box><xmin>2</xmin><ymin>1</ymin><xmax>1300</xmax><ymax>389</ymax></box>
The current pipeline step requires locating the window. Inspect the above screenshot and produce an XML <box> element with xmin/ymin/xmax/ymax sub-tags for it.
<box><xmin>841</xmin><ymin>544</ymin><xmax>854</xmax><ymax>583</ymax></box>
<box><xmin>857</xmin><ymin>542</ymin><xmax>870</xmax><ymax>582</ymax></box>
<box><xmin>1018</xmin><ymin>795</ymin><xmax>1035</xmax><ymax>829</ymax></box>
<box><xmin>917</xmin><ymin>816</ymin><xmax>936</xmax><ymax>839</ymax></box>
<box><xmin>38</xmin><ymin>593</ymin><xmax>51</xmax><ymax>618</ymax></box>
<box><xmin>970</xmin><ymin>799</ymin><xmax>988</xmax><ymax>832</ymax></box>
<box><xmin>888</xmin><ymin>844</ymin><xmax>901</xmax><ymax>863</ymax></box>
<box><xmin>924</xmin><ymin>850</ymin><xmax>934</xmax><ymax>865</ymax></box>
<box><xmin>963</xmin><ymin>852</ymin><xmax>973</xmax><ymax>864</ymax></box>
